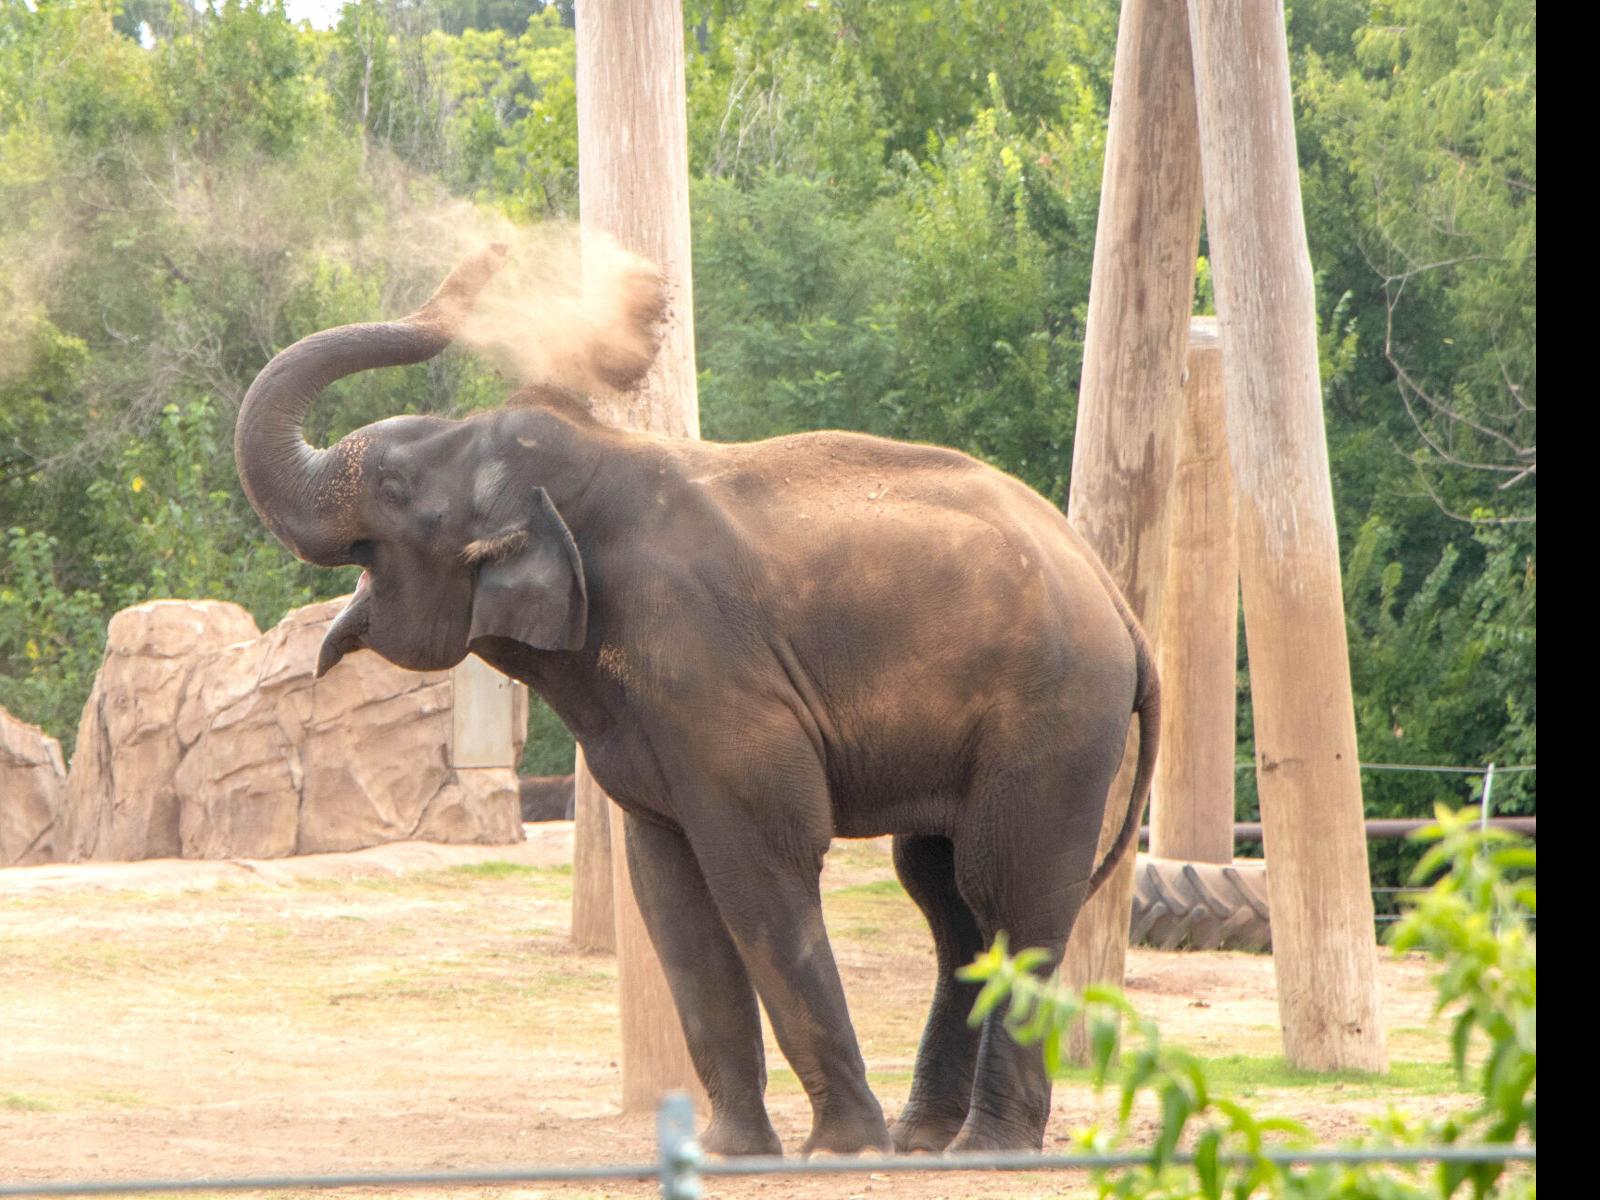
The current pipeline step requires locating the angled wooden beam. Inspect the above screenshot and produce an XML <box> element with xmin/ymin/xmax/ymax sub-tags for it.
<box><xmin>1062</xmin><ymin>0</ymin><xmax>1204</xmax><ymax>1057</ymax></box>
<box><xmin>1186</xmin><ymin>0</ymin><xmax>1387</xmax><ymax>1072</ymax></box>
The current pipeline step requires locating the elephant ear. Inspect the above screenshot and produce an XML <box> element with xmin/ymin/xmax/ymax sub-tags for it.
<box><xmin>466</xmin><ymin>488</ymin><xmax>587</xmax><ymax>653</ymax></box>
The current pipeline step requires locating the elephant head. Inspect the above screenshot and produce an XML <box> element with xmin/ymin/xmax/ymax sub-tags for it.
<box><xmin>234</xmin><ymin>246</ymin><xmax>653</xmax><ymax>676</ymax></box>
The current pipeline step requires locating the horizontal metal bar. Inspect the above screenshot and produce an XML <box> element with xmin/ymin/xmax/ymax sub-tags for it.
<box><xmin>695</xmin><ymin>1144</ymin><xmax>1537</xmax><ymax>1176</ymax></box>
<box><xmin>1140</xmin><ymin>817</ymin><xmax>1535</xmax><ymax>847</ymax></box>
<box><xmin>0</xmin><ymin>1145</ymin><xmax>1536</xmax><ymax>1197</ymax></box>
<box><xmin>1233</xmin><ymin>762</ymin><xmax>1535</xmax><ymax>774</ymax></box>
<box><xmin>0</xmin><ymin>1166</ymin><xmax>659</xmax><ymax>1198</ymax></box>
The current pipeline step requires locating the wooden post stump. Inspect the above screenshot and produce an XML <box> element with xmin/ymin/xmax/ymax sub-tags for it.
<box><xmin>1061</xmin><ymin>0</ymin><xmax>1204</xmax><ymax>1061</ymax></box>
<box><xmin>450</xmin><ymin>655</ymin><xmax>524</xmax><ymax>770</ymax></box>
<box><xmin>1150</xmin><ymin>317</ymin><xmax>1237</xmax><ymax>865</ymax></box>
<box><xmin>1186</xmin><ymin>0</ymin><xmax>1387</xmax><ymax>1073</ymax></box>
<box><xmin>573</xmin><ymin>0</ymin><xmax>707</xmax><ymax>1111</ymax></box>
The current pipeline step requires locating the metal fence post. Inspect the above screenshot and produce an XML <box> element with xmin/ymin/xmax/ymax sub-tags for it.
<box><xmin>1480</xmin><ymin>762</ymin><xmax>1497</xmax><ymax>831</ymax></box>
<box><xmin>656</xmin><ymin>1091</ymin><xmax>702</xmax><ymax>1200</ymax></box>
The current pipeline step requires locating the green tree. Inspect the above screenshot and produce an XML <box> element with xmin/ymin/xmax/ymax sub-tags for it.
<box><xmin>887</xmin><ymin>86</ymin><xmax>1102</xmax><ymax>503</ymax></box>
<box><xmin>1300</xmin><ymin>0</ymin><xmax>1536</xmax><ymax>524</ymax></box>
<box><xmin>159</xmin><ymin>0</ymin><xmax>328</xmax><ymax>159</ymax></box>
<box><xmin>440</xmin><ymin>9</ymin><xmax>578</xmax><ymax>215</ymax></box>
<box><xmin>0</xmin><ymin>0</ymin><xmax>1534</xmax><ymax>811</ymax></box>
<box><xmin>692</xmin><ymin>174</ymin><xmax>903</xmax><ymax>442</ymax></box>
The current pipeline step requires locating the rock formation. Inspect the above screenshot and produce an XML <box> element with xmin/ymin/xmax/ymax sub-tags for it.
<box><xmin>0</xmin><ymin>707</ymin><xmax>66</xmax><ymax>865</ymax></box>
<box><xmin>57</xmin><ymin>597</ymin><xmax>526</xmax><ymax>861</ymax></box>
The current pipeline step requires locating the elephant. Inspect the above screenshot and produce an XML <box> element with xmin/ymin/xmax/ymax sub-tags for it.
<box><xmin>234</xmin><ymin>246</ymin><xmax>1159</xmax><ymax>1158</ymax></box>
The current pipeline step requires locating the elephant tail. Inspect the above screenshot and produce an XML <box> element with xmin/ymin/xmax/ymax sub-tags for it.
<box><xmin>1085</xmin><ymin>622</ymin><xmax>1161</xmax><ymax>899</ymax></box>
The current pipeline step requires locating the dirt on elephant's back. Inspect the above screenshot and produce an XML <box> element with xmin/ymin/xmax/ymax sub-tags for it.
<box><xmin>0</xmin><ymin>829</ymin><xmax>1467</xmax><ymax>1199</ymax></box>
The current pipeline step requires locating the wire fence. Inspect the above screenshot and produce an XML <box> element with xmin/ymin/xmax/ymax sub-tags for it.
<box><xmin>1179</xmin><ymin>761</ymin><xmax>1537</xmax><ymax>928</ymax></box>
<box><xmin>0</xmin><ymin>1093</ymin><xmax>1537</xmax><ymax>1200</ymax></box>
<box><xmin>1228</xmin><ymin>761</ymin><xmax>1536</xmax><ymax>839</ymax></box>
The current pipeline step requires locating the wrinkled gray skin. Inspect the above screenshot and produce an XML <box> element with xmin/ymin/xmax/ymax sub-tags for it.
<box><xmin>236</xmin><ymin>248</ymin><xmax>1160</xmax><ymax>1157</ymax></box>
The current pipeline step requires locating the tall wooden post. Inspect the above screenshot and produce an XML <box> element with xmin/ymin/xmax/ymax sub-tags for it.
<box><xmin>1187</xmin><ymin>0</ymin><xmax>1387</xmax><ymax>1071</ymax></box>
<box><xmin>1150</xmin><ymin>318</ymin><xmax>1237</xmax><ymax>865</ymax></box>
<box><xmin>569</xmin><ymin>749</ymin><xmax>615</xmax><ymax>952</ymax></box>
<box><xmin>574</xmin><ymin>0</ymin><xmax>706</xmax><ymax>1110</ymax></box>
<box><xmin>1061</xmin><ymin>0</ymin><xmax>1204</xmax><ymax>1056</ymax></box>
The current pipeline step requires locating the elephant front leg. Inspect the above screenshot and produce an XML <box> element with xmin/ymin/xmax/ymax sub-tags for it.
<box><xmin>689</xmin><ymin>821</ymin><xmax>891</xmax><ymax>1155</ymax></box>
<box><xmin>622</xmin><ymin>812</ymin><xmax>782</xmax><ymax>1157</ymax></box>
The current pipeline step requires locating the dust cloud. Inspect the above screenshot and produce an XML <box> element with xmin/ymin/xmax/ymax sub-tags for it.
<box><xmin>335</xmin><ymin>181</ymin><xmax>667</xmax><ymax>398</ymax></box>
<box><xmin>1</xmin><ymin>147</ymin><xmax>664</xmax><ymax>408</ymax></box>
<box><xmin>458</xmin><ymin>223</ymin><xmax>666</xmax><ymax>397</ymax></box>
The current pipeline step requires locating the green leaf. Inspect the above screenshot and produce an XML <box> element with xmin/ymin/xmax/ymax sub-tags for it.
<box><xmin>1194</xmin><ymin>1128</ymin><xmax>1222</xmax><ymax>1200</ymax></box>
<box><xmin>968</xmin><ymin>974</ymin><xmax>1011</xmax><ymax>1026</ymax></box>
<box><xmin>1089</xmin><ymin>1015</ymin><xmax>1119</xmax><ymax>1080</ymax></box>
<box><xmin>1153</xmin><ymin>1082</ymin><xmax>1191</xmax><ymax>1166</ymax></box>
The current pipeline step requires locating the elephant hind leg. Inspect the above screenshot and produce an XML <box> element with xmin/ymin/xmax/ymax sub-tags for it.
<box><xmin>890</xmin><ymin>834</ymin><xmax>985</xmax><ymax>1153</ymax></box>
<box><xmin>948</xmin><ymin>741</ymin><xmax>1124</xmax><ymax>1152</ymax></box>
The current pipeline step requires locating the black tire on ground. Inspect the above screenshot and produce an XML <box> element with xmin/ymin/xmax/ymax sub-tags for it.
<box><xmin>519</xmin><ymin>774</ymin><xmax>577</xmax><ymax>822</ymax></box>
<box><xmin>1129</xmin><ymin>854</ymin><xmax>1272</xmax><ymax>952</ymax></box>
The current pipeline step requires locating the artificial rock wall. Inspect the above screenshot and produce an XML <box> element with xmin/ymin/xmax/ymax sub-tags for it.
<box><xmin>0</xmin><ymin>708</ymin><xmax>67</xmax><ymax>866</ymax></box>
<box><xmin>54</xmin><ymin>596</ymin><xmax>527</xmax><ymax>862</ymax></box>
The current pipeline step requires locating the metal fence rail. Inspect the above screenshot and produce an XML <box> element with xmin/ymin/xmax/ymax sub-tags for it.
<box><xmin>1231</xmin><ymin>762</ymin><xmax>1536</xmax><ymax>775</ymax></box>
<box><xmin>1139</xmin><ymin>817</ymin><xmax>1536</xmax><ymax>847</ymax></box>
<box><xmin>0</xmin><ymin>1094</ymin><xmax>1537</xmax><ymax>1200</ymax></box>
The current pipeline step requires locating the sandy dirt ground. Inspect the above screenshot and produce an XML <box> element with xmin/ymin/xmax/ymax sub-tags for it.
<box><xmin>0</xmin><ymin>827</ymin><xmax>1468</xmax><ymax>1199</ymax></box>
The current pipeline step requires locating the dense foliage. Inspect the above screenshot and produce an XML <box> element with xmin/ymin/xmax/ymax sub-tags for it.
<box><xmin>963</xmin><ymin>809</ymin><xmax>1536</xmax><ymax>1197</ymax></box>
<box><xmin>1</xmin><ymin>1</ymin><xmax>1533</xmax><ymax>878</ymax></box>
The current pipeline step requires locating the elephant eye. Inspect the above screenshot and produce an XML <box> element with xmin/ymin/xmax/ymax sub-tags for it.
<box><xmin>378</xmin><ymin>478</ymin><xmax>407</xmax><ymax>506</ymax></box>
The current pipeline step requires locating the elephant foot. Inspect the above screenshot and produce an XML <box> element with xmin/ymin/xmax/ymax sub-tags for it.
<box><xmin>890</xmin><ymin>1106</ymin><xmax>967</xmax><ymax>1154</ymax></box>
<box><xmin>701</xmin><ymin>1112</ymin><xmax>783</xmax><ymax>1158</ymax></box>
<box><xmin>799</xmin><ymin>1098</ymin><xmax>892</xmax><ymax>1157</ymax></box>
<box><xmin>947</xmin><ymin>1110</ymin><xmax>1046</xmax><ymax>1154</ymax></box>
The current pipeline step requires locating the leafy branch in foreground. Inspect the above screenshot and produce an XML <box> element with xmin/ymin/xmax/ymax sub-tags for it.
<box><xmin>960</xmin><ymin>807</ymin><xmax>1534</xmax><ymax>1199</ymax></box>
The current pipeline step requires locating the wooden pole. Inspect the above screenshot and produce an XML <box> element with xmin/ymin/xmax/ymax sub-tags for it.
<box><xmin>1149</xmin><ymin>317</ymin><xmax>1237</xmax><ymax>865</ymax></box>
<box><xmin>1061</xmin><ymin>0</ymin><xmax>1204</xmax><ymax>1058</ymax></box>
<box><xmin>569</xmin><ymin>748</ymin><xmax>615</xmax><ymax>952</ymax></box>
<box><xmin>574</xmin><ymin>0</ymin><xmax>706</xmax><ymax>1110</ymax></box>
<box><xmin>1186</xmin><ymin>0</ymin><xmax>1387</xmax><ymax>1072</ymax></box>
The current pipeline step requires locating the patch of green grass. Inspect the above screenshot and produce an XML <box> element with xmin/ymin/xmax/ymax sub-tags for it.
<box><xmin>446</xmin><ymin>861</ymin><xmax>549</xmax><ymax>880</ymax></box>
<box><xmin>827</xmin><ymin>878</ymin><xmax>906</xmax><ymax>898</ymax></box>
<box><xmin>2</xmin><ymin>1093</ymin><xmax>55</xmax><ymax>1112</ymax></box>
<box><xmin>244</xmin><ymin>922</ymin><xmax>296</xmax><ymax>940</ymax></box>
<box><xmin>14</xmin><ymin>1086</ymin><xmax>151</xmax><ymax>1112</ymax></box>
<box><xmin>766</xmin><ymin>1066</ymin><xmax>915</xmax><ymax>1096</ymax></box>
<box><xmin>332</xmin><ymin>863</ymin><xmax>574</xmax><ymax>901</ymax></box>
<box><xmin>1053</xmin><ymin>1054</ymin><xmax>1462</xmax><ymax>1098</ymax></box>
<box><xmin>823</xmin><ymin>878</ymin><xmax>921</xmax><ymax>946</ymax></box>
<box><xmin>307</xmin><ymin>959</ymin><xmax>618</xmax><ymax>1025</ymax></box>
<box><xmin>770</xmin><ymin>1057</ymin><xmax>1460</xmax><ymax>1105</ymax></box>
<box><xmin>87</xmin><ymin>1089</ymin><xmax>146</xmax><ymax>1109</ymax></box>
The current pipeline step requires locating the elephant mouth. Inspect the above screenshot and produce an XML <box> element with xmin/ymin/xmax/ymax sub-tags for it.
<box><xmin>316</xmin><ymin>571</ymin><xmax>373</xmax><ymax>678</ymax></box>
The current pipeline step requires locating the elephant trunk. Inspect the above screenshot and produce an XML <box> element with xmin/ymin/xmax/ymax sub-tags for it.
<box><xmin>233</xmin><ymin>245</ymin><xmax>508</xmax><ymax>565</ymax></box>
